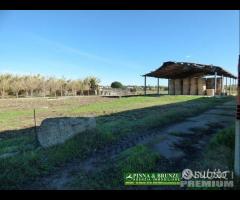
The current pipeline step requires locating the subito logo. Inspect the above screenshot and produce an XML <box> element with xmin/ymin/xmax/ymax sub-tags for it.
<box><xmin>182</xmin><ymin>169</ymin><xmax>193</xmax><ymax>180</ymax></box>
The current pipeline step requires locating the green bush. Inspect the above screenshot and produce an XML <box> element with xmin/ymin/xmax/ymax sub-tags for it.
<box><xmin>111</xmin><ymin>81</ymin><xmax>123</xmax><ymax>89</ymax></box>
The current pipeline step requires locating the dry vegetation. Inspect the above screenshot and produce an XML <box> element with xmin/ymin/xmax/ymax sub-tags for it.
<box><xmin>0</xmin><ymin>73</ymin><xmax>100</xmax><ymax>98</ymax></box>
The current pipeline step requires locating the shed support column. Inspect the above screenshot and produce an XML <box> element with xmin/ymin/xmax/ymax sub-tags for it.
<box><xmin>144</xmin><ymin>76</ymin><xmax>147</xmax><ymax>96</ymax></box>
<box><xmin>168</xmin><ymin>79</ymin><xmax>169</xmax><ymax>95</ymax></box>
<box><xmin>226</xmin><ymin>77</ymin><xmax>228</xmax><ymax>95</ymax></box>
<box><xmin>230</xmin><ymin>78</ymin><xmax>232</xmax><ymax>95</ymax></box>
<box><xmin>221</xmin><ymin>75</ymin><xmax>224</xmax><ymax>95</ymax></box>
<box><xmin>214</xmin><ymin>72</ymin><xmax>217</xmax><ymax>96</ymax></box>
<box><xmin>157</xmin><ymin>78</ymin><xmax>160</xmax><ymax>95</ymax></box>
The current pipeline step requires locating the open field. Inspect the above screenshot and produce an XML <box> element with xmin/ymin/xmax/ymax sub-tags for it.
<box><xmin>0</xmin><ymin>95</ymin><xmax>236</xmax><ymax>189</ymax></box>
<box><xmin>0</xmin><ymin>96</ymin><xmax>114</xmax><ymax>132</ymax></box>
<box><xmin>1</xmin><ymin>95</ymin><xmax>197</xmax><ymax>133</ymax></box>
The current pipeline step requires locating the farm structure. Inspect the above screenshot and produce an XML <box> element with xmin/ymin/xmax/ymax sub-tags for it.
<box><xmin>143</xmin><ymin>61</ymin><xmax>237</xmax><ymax>96</ymax></box>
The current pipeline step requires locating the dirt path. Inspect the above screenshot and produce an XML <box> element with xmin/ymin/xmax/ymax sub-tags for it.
<box><xmin>24</xmin><ymin>100</ymin><xmax>236</xmax><ymax>190</ymax></box>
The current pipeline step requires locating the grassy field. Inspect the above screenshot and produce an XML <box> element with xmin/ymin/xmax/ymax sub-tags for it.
<box><xmin>0</xmin><ymin>95</ymin><xmax>201</xmax><ymax>132</ymax></box>
<box><xmin>0</xmin><ymin>95</ymin><xmax>235</xmax><ymax>189</ymax></box>
<box><xmin>70</xmin><ymin>123</ymin><xmax>238</xmax><ymax>190</ymax></box>
<box><xmin>0</xmin><ymin>96</ymin><xmax>114</xmax><ymax>132</ymax></box>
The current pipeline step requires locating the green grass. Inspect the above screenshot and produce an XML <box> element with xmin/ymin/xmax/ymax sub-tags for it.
<box><xmin>188</xmin><ymin>124</ymin><xmax>240</xmax><ymax>190</ymax></box>
<box><xmin>0</xmin><ymin>95</ymin><xmax>234</xmax><ymax>189</ymax></box>
<box><xmin>0</xmin><ymin>134</ymin><xmax>36</xmax><ymax>155</ymax></box>
<box><xmin>70</xmin><ymin>95</ymin><xmax>201</xmax><ymax>115</ymax></box>
<box><xmin>71</xmin><ymin>123</ymin><xmax>237</xmax><ymax>190</ymax></box>
<box><xmin>193</xmin><ymin>125</ymin><xmax>235</xmax><ymax>171</ymax></box>
<box><xmin>0</xmin><ymin>95</ymin><xmax>200</xmax><ymax>131</ymax></box>
<box><xmin>70</xmin><ymin>144</ymin><xmax>161</xmax><ymax>189</ymax></box>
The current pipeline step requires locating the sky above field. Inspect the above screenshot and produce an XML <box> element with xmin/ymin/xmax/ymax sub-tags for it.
<box><xmin>0</xmin><ymin>10</ymin><xmax>239</xmax><ymax>86</ymax></box>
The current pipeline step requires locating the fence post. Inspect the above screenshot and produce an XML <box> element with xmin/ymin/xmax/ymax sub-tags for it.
<box><xmin>33</xmin><ymin>109</ymin><xmax>39</xmax><ymax>146</ymax></box>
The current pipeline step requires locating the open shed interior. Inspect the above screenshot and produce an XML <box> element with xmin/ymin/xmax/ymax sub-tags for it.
<box><xmin>143</xmin><ymin>61</ymin><xmax>237</xmax><ymax>96</ymax></box>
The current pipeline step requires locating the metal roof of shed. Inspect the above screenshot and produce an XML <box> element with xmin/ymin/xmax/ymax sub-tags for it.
<box><xmin>143</xmin><ymin>61</ymin><xmax>236</xmax><ymax>79</ymax></box>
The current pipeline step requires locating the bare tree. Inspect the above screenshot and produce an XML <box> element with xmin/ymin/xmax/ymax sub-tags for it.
<box><xmin>58</xmin><ymin>77</ymin><xmax>66</xmax><ymax>97</ymax></box>
<box><xmin>24</xmin><ymin>75</ymin><xmax>41</xmax><ymax>97</ymax></box>
<box><xmin>47</xmin><ymin>77</ymin><xmax>60</xmax><ymax>97</ymax></box>
<box><xmin>0</xmin><ymin>73</ymin><xmax>101</xmax><ymax>98</ymax></box>
<box><xmin>83</xmin><ymin>77</ymin><xmax>91</xmax><ymax>95</ymax></box>
<box><xmin>77</xmin><ymin>79</ymin><xmax>84</xmax><ymax>95</ymax></box>
<box><xmin>69</xmin><ymin>80</ymin><xmax>79</xmax><ymax>96</ymax></box>
<box><xmin>10</xmin><ymin>76</ymin><xmax>24</xmax><ymax>98</ymax></box>
<box><xmin>38</xmin><ymin>76</ymin><xmax>46</xmax><ymax>97</ymax></box>
<box><xmin>0</xmin><ymin>74</ymin><xmax>11</xmax><ymax>98</ymax></box>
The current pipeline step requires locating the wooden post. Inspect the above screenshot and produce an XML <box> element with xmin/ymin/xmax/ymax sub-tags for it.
<box><xmin>34</xmin><ymin>109</ymin><xmax>36</xmax><ymax>131</ymax></box>
<box><xmin>33</xmin><ymin>109</ymin><xmax>39</xmax><ymax>146</ymax></box>
<box><xmin>214</xmin><ymin>72</ymin><xmax>217</xmax><ymax>96</ymax></box>
<box><xmin>235</xmin><ymin>54</ymin><xmax>240</xmax><ymax>176</ymax></box>
<box><xmin>157</xmin><ymin>78</ymin><xmax>160</xmax><ymax>95</ymax></box>
<box><xmin>144</xmin><ymin>76</ymin><xmax>146</xmax><ymax>96</ymax></box>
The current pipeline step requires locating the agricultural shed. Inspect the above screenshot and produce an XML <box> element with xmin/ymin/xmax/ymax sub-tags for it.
<box><xmin>143</xmin><ymin>61</ymin><xmax>237</xmax><ymax>96</ymax></box>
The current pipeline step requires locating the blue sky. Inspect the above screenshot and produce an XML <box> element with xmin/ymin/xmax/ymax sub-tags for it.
<box><xmin>0</xmin><ymin>10</ymin><xmax>238</xmax><ymax>86</ymax></box>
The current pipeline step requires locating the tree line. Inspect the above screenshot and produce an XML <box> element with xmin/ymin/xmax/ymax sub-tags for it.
<box><xmin>0</xmin><ymin>74</ymin><xmax>100</xmax><ymax>98</ymax></box>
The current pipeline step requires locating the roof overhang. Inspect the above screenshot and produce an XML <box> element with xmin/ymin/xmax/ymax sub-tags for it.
<box><xmin>143</xmin><ymin>61</ymin><xmax>236</xmax><ymax>79</ymax></box>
